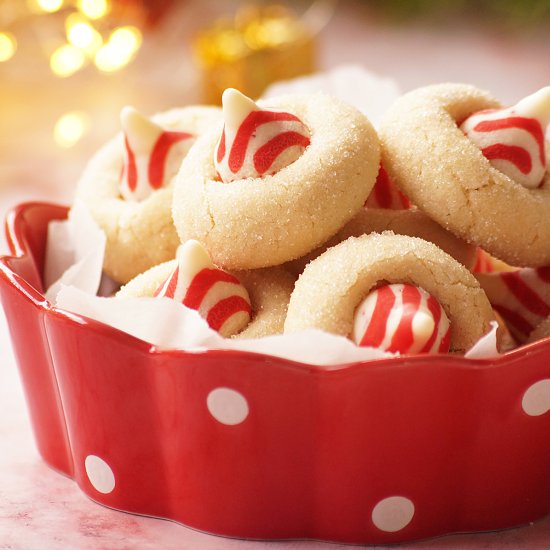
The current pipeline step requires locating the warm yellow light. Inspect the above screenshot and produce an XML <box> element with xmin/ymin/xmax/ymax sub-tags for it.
<box><xmin>77</xmin><ymin>0</ymin><xmax>110</xmax><ymax>20</ymax></box>
<box><xmin>109</xmin><ymin>26</ymin><xmax>142</xmax><ymax>51</ymax></box>
<box><xmin>36</xmin><ymin>0</ymin><xmax>63</xmax><ymax>12</ymax></box>
<box><xmin>50</xmin><ymin>44</ymin><xmax>86</xmax><ymax>77</ymax></box>
<box><xmin>54</xmin><ymin>111</ymin><xmax>91</xmax><ymax>148</ymax></box>
<box><xmin>66</xmin><ymin>14</ymin><xmax>103</xmax><ymax>53</ymax></box>
<box><xmin>94</xmin><ymin>26</ymin><xmax>142</xmax><ymax>72</ymax></box>
<box><xmin>94</xmin><ymin>44</ymin><xmax>128</xmax><ymax>72</ymax></box>
<box><xmin>0</xmin><ymin>32</ymin><xmax>16</xmax><ymax>62</ymax></box>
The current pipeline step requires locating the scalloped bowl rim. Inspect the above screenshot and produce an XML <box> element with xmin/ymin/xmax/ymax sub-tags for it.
<box><xmin>2</xmin><ymin>200</ymin><xmax>547</xmax><ymax>373</ymax></box>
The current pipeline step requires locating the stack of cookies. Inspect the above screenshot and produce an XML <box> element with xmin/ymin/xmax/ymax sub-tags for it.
<box><xmin>74</xmin><ymin>82</ymin><xmax>550</xmax><ymax>356</ymax></box>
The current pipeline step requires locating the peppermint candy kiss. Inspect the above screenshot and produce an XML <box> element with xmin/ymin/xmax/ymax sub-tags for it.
<box><xmin>476</xmin><ymin>266</ymin><xmax>550</xmax><ymax>344</ymax></box>
<box><xmin>365</xmin><ymin>165</ymin><xmax>411</xmax><ymax>209</ymax></box>
<box><xmin>120</xmin><ymin>107</ymin><xmax>194</xmax><ymax>201</ymax></box>
<box><xmin>472</xmin><ymin>248</ymin><xmax>496</xmax><ymax>274</ymax></box>
<box><xmin>154</xmin><ymin>240</ymin><xmax>252</xmax><ymax>337</ymax></box>
<box><xmin>460</xmin><ymin>86</ymin><xmax>550</xmax><ymax>189</ymax></box>
<box><xmin>353</xmin><ymin>283</ymin><xmax>451</xmax><ymax>354</ymax></box>
<box><xmin>215</xmin><ymin>88</ymin><xmax>311</xmax><ymax>183</ymax></box>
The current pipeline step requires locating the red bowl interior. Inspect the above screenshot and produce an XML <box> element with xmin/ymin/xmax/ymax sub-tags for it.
<box><xmin>2</xmin><ymin>202</ymin><xmax>550</xmax><ymax>545</ymax></box>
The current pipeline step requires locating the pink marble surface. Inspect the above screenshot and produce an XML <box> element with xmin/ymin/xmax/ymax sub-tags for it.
<box><xmin>2</xmin><ymin>1</ymin><xmax>550</xmax><ymax>547</ymax></box>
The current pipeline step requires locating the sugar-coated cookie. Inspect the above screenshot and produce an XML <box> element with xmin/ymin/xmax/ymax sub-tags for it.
<box><xmin>380</xmin><ymin>84</ymin><xmax>550</xmax><ymax>267</ymax></box>
<box><xmin>286</xmin><ymin>208</ymin><xmax>477</xmax><ymax>276</ymax></box>
<box><xmin>233</xmin><ymin>269</ymin><xmax>295</xmax><ymax>339</ymax></box>
<box><xmin>76</xmin><ymin>106</ymin><xmax>221</xmax><ymax>283</ymax></box>
<box><xmin>284</xmin><ymin>232</ymin><xmax>495</xmax><ymax>354</ymax></box>
<box><xmin>117</xmin><ymin>241</ymin><xmax>295</xmax><ymax>339</ymax></box>
<box><xmin>172</xmin><ymin>91</ymin><xmax>380</xmax><ymax>270</ymax></box>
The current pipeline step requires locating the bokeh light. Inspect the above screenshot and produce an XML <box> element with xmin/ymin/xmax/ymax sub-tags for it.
<box><xmin>110</xmin><ymin>26</ymin><xmax>142</xmax><ymax>51</ymax></box>
<box><xmin>77</xmin><ymin>0</ymin><xmax>110</xmax><ymax>20</ymax></box>
<box><xmin>0</xmin><ymin>32</ymin><xmax>17</xmax><ymax>62</ymax></box>
<box><xmin>94</xmin><ymin>26</ymin><xmax>142</xmax><ymax>72</ymax></box>
<box><xmin>50</xmin><ymin>44</ymin><xmax>86</xmax><ymax>77</ymax></box>
<box><xmin>66</xmin><ymin>14</ymin><xmax>103</xmax><ymax>53</ymax></box>
<box><xmin>53</xmin><ymin>111</ymin><xmax>91</xmax><ymax>147</ymax></box>
<box><xmin>35</xmin><ymin>0</ymin><xmax>63</xmax><ymax>13</ymax></box>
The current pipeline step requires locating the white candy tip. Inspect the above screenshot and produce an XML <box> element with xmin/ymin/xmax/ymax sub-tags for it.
<box><xmin>525</xmin><ymin>86</ymin><xmax>550</xmax><ymax>102</ymax></box>
<box><xmin>221</xmin><ymin>88</ymin><xmax>258</xmax><ymax>128</ymax></box>
<box><xmin>514</xmin><ymin>86</ymin><xmax>550</xmax><ymax>127</ymax></box>
<box><xmin>120</xmin><ymin>105</ymin><xmax>145</xmax><ymax>130</ymax></box>
<box><xmin>120</xmin><ymin>105</ymin><xmax>136</xmax><ymax>122</ymax></box>
<box><xmin>120</xmin><ymin>106</ymin><xmax>162</xmax><ymax>151</ymax></box>
<box><xmin>176</xmin><ymin>240</ymin><xmax>213</xmax><ymax>276</ymax></box>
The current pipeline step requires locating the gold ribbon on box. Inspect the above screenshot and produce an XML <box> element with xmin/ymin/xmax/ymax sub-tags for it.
<box><xmin>194</xmin><ymin>4</ymin><xmax>324</xmax><ymax>103</ymax></box>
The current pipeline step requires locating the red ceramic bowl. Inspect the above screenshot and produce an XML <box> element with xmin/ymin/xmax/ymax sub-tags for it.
<box><xmin>3</xmin><ymin>202</ymin><xmax>550</xmax><ymax>545</ymax></box>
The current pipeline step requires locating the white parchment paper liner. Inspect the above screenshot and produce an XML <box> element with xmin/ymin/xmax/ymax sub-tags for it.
<box><xmin>44</xmin><ymin>200</ymin><xmax>106</xmax><ymax>303</ymax></box>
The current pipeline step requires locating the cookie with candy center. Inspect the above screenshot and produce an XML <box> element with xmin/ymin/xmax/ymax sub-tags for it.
<box><xmin>75</xmin><ymin>105</ymin><xmax>221</xmax><ymax>283</ymax></box>
<box><xmin>173</xmin><ymin>92</ymin><xmax>380</xmax><ymax>270</ymax></box>
<box><xmin>215</xmin><ymin>89</ymin><xmax>311</xmax><ymax>183</ymax></box>
<box><xmin>353</xmin><ymin>283</ymin><xmax>451</xmax><ymax>354</ymax></box>
<box><xmin>116</xmin><ymin>252</ymin><xmax>295</xmax><ymax>339</ymax></box>
<box><xmin>379</xmin><ymin>83</ymin><xmax>550</xmax><ymax>267</ymax></box>
<box><xmin>284</xmin><ymin>232</ymin><xmax>495</xmax><ymax>354</ymax></box>
<box><xmin>460</xmin><ymin>87</ymin><xmax>550</xmax><ymax>189</ymax></box>
<box><xmin>154</xmin><ymin>240</ymin><xmax>252</xmax><ymax>337</ymax></box>
<box><xmin>120</xmin><ymin>107</ymin><xmax>195</xmax><ymax>201</ymax></box>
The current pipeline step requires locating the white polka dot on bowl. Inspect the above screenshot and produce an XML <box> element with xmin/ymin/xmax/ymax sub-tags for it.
<box><xmin>372</xmin><ymin>496</ymin><xmax>414</xmax><ymax>533</ymax></box>
<box><xmin>522</xmin><ymin>379</ymin><xmax>550</xmax><ymax>416</ymax></box>
<box><xmin>207</xmin><ymin>387</ymin><xmax>249</xmax><ymax>425</ymax></box>
<box><xmin>85</xmin><ymin>455</ymin><xmax>115</xmax><ymax>494</ymax></box>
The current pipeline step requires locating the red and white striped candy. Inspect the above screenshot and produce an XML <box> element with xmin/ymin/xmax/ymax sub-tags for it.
<box><xmin>460</xmin><ymin>86</ymin><xmax>550</xmax><ymax>189</ymax></box>
<box><xmin>352</xmin><ymin>283</ymin><xmax>451</xmax><ymax>355</ymax></box>
<box><xmin>120</xmin><ymin>107</ymin><xmax>194</xmax><ymax>201</ymax></box>
<box><xmin>364</xmin><ymin>164</ymin><xmax>411</xmax><ymax>209</ymax></box>
<box><xmin>215</xmin><ymin>88</ymin><xmax>311</xmax><ymax>183</ymax></box>
<box><xmin>472</xmin><ymin>248</ymin><xmax>496</xmax><ymax>274</ymax></box>
<box><xmin>472</xmin><ymin>247</ymin><xmax>516</xmax><ymax>274</ymax></box>
<box><xmin>476</xmin><ymin>266</ymin><xmax>550</xmax><ymax>343</ymax></box>
<box><xmin>154</xmin><ymin>240</ymin><xmax>252</xmax><ymax>337</ymax></box>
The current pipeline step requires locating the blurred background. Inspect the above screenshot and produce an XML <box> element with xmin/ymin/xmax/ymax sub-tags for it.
<box><xmin>0</xmin><ymin>0</ymin><xmax>549</xmax><ymax>213</ymax></box>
